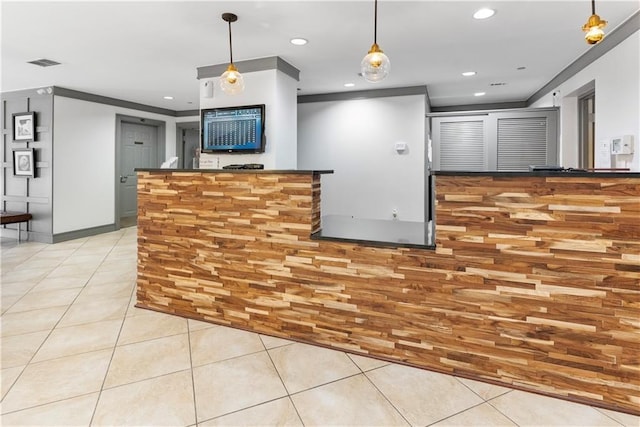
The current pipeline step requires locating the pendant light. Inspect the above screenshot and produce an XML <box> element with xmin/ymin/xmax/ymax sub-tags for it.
<box><xmin>361</xmin><ymin>0</ymin><xmax>390</xmax><ymax>83</ymax></box>
<box><xmin>220</xmin><ymin>13</ymin><xmax>245</xmax><ymax>95</ymax></box>
<box><xmin>582</xmin><ymin>0</ymin><xmax>607</xmax><ymax>45</ymax></box>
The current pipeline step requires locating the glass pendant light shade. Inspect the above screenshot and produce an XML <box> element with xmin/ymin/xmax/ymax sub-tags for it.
<box><xmin>220</xmin><ymin>63</ymin><xmax>245</xmax><ymax>95</ymax></box>
<box><xmin>361</xmin><ymin>0</ymin><xmax>389</xmax><ymax>83</ymax></box>
<box><xmin>583</xmin><ymin>14</ymin><xmax>607</xmax><ymax>44</ymax></box>
<box><xmin>220</xmin><ymin>13</ymin><xmax>244</xmax><ymax>95</ymax></box>
<box><xmin>361</xmin><ymin>43</ymin><xmax>390</xmax><ymax>83</ymax></box>
<box><xmin>582</xmin><ymin>1</ymin><xmax>607</xmax><ymax>45</ymax></box>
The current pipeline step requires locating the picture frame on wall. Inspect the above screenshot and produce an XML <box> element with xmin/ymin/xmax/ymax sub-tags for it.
<box><xmin>13</xmin><ymin>148</ymin><xmax>35</xmax><ymax>177</ymax></box>
<box><xmin>12</xmin><ymin>111</ymin><xmax>36</xmax><ymax>142</ymax></box>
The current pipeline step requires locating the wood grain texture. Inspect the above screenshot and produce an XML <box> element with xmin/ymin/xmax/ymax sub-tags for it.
<box><xmin>136</xmin><ymin>171</ymin><xmax>640</xmax><ymax>414</ymax></box>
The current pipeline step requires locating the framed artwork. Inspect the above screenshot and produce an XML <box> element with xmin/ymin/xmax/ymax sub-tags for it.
<box><xmin>12</xmin><ymin>112</ymin><xmax>36</xmax><ymax>142</ymax></box>
<box><xmin>13</xmin><ymin>148</ymin><xmax>35</xmax><ymax>177</ymax></box>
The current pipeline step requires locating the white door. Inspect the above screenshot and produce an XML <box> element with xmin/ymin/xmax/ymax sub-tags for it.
<box><xmin>119</xmin><ymin>122</ymin><xmax>158</xmax><ymax>221</ymax></box>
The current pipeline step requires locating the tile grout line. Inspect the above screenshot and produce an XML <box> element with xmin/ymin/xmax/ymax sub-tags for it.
<box><xmin>359</xmin><ymin>369</ymin><xmax>413</xmax><ymax>427</ymax></box>
<box><xmin>286</xmin><ymin>371</ymin><xmax>363</xmax><ymax>398</ymax></box>
<box><xmin>195</xmin><ymin>341</ymin><xmax>370</xmax><ymax>426</ymax></box>
<box><xmin>2</xmin><ymin>235</ymin><xmax>117</xmax><ymax>316</ymax></box>
<box><xmin>88</xmin><ymin>282</ymin><xmax>133</xmax><ymax>426</ymax></box>
<box><xmin>483</xmin><ymin>393</ymin><xmax>628</xmax><ymax>427</ymax></box>
<box><xmin>111</xmin><ymin>324</ymin><xmax>190</xmax><ymax>348</ymax></box>
<box><xmin>424</xmin><ymin>400</ymin><xmax>499</xmax><ymax>426</ymax></box>
<box><xmin>83</xmin><ymin>230</ymin><xmax>135</xmax><ymax>426</ymax></box>
<box><xmin>195</xmin><ymin>396</ymin><xmax>294</xmax><ymax>426</ymax></box>
<box><xmin>1</xmin><ymin>231</ymin><xmax>128</xmax><ymax>417</ymax></box>
<box><xmin>190</xmin><ymin>347</ymin><xmax>270</xmax><ymax>370</ymax></box>
<box><xmin>1</xmin><ymin>238</ymin><xmax>91</xmax><ymax>405</ymax></box>
<box><xmin>260</xmin><ymin>337</ymin><xmax>307</xmax><ymax>426</ymax></box>
<box><xmin>175</xmin><ymin>333</ymin><xmax>300</xmax><ymax>425</ymax></box>
<box><xmin>421</xmin><ymin>376</ymin><xmax>519</xmax><ymax>426</ymax></box>
<box><xmin>593</xmin><ymin>407</ymin><xmax>627</xmax><ymax>427</ymax></box>
<box><xmin>0</xmin><ymin>391</ymin><xmax>101</xmax><ymax>417</ymax></box>
<box><xmin>484</xmin><ymin>395</ymin><xmax>523</xmax><ymax>427</ymax></box>
<box><xmin>186</xmin><ymin>318</ymin><xmax>200</xmax><ymax>425</ymax></box>
<box><xmin>1</xmin><ymin>243</ymin><xmax>76</xmax><ymax>315</ymax></box>
<box><xmin>80</xmin><ymin>329</ymin><xmax>279</xmax><ymax>396</ymax></box>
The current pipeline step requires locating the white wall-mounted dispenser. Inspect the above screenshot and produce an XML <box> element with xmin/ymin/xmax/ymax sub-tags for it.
<box><xmin>201</xmin><ymin>79</ymin><xmax>214</xmax><ymax>98</ymax></box>
<box><xmin>610</xmin><ymin>135</ymin><xmax>634</xmax><ymax>155</ymax></box>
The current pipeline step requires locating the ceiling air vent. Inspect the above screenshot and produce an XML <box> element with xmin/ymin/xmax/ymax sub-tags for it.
<box><xmin>490</xmin><ymin>82</ymin><xmax>507</xmax><ymax>86</ymax></box>
<box><xmin>28</xmin><ymin>58</ymin><xmax>61</xmax><ymax>67</ymax></box>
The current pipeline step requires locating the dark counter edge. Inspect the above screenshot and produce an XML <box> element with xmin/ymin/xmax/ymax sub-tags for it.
<box><xmin>434</xmin><ymin>170</ymin><xmax>640</xmax><ymax>178</ymax></box>
<box><xmin>136</xmin><ymin>168</ymin><xmax>334</xmax><ymax>174</ymax></box>
<box><xmin>311</xmin><ymin>230</ymin><xmax>436</xmax><ymax>250</ymax></box>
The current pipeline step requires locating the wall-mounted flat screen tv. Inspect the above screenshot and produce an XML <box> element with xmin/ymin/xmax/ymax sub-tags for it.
<box><xmin>201</xmin><ymin>104</ymin><xmax>265</xmax><ymax>153</ymax></box>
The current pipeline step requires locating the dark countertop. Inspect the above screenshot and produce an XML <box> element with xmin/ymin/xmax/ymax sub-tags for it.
<box><xmin>433</xmin><ymin>170</ymin><xmax>640</xmax><ymax>178</ymax></box>
<box><xmin>312</xmin><ymin>215</ymin><xmax>434</xmax><ymax>249</ymax></box>
<box><xmin>136</xmin><ymin>168</ymin><xmax>334</xmax><ymax>174</ymax></box>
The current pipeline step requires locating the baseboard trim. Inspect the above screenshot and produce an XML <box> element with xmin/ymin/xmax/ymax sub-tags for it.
<box><xmin>52</xmin><ymin>224</ymin><xmax>117</xmax><ymax>243</ymax></box>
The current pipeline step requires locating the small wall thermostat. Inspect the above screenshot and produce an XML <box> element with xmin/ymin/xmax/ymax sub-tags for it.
<box><xmin>610</xmin><ymin>135</ymin><xmax>634</xmax><ymax>155</ymax></box>
<box><xmin>395</xmin><ymin>142</ymin><xmax>407</xmax><ymax>153</ymax></box>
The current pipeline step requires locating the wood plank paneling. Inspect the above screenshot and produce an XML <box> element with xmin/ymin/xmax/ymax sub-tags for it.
<box><xmin>136</xmin><ymin>171</ymin><xmax>640</xmax><ymax>414</ymax></box>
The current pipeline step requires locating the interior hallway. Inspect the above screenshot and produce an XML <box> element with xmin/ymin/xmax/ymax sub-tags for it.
<box><xmin>1</xmin><ymin>228</ymin><xmax>638</xmax><ymax>426</ymax></box>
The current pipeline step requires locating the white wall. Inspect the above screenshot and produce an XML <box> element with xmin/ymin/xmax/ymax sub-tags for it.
<box><xmin>199</xmin><ymin>69</ymin><xmax>298</xmax><ymax>169</ymax></box>
<box><xmin>298</xmin><ymin>94</ymin><xmax>426</xmax><ymax>221</ymax></box>
<box><xmin>53</xmin><ymin>96</ymin><xmax>176</xmax><ymax>234</ymax></box>
<box><xmin>530</xmin><ymin>30</ymin><xmax>640</xmax><ymax>171</ymax></box>
<box><xmin>273</xmin><ymin>70</ymin><xmax>298</xmax><ymax>168</ymax></box>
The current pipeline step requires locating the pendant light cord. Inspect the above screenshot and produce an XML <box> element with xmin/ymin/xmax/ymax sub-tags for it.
<box><xmin>228</xmin><ymin>21</ymin><xmax>233</xmax><ymax>64</ymax></box>
<box><xmin>373</xmin><ymin>0</ymin><xmax>378</xmax><ymax>44</ymax></box>
<box><xmin>591</xmin><ymin>0</ymin><xmax>596</xmax><ymax>15</ymax></box>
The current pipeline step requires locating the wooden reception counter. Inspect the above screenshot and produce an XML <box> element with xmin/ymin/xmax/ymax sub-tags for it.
<box><xmin>136</xmin><ymin>169</ymin><xmax>640</xmax><ymax>414</ymax></box>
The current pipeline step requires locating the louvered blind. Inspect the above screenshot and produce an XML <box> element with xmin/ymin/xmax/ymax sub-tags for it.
<box><xmin>497</xmin><ymin>117</ymin><xmax>547</xmax><ymax>171</ymax></box>
<box><xmin>439</xmin><ymin>120</ymin><xmax>484</xmax><ymax>171</ymax></box>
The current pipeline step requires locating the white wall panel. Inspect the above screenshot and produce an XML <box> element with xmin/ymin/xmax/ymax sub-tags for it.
<box><xmin>52</xmin><ymin>96</ymin><xmax>176</xmax><ymax>234</ymax></box>
<box><xmin>298</xmin><ymin>95</ymin><xmax>426</xmax><ymax>221</ymax></box>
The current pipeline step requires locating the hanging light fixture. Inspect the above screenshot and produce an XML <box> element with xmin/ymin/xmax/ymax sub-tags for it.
<box><xmin>582</xmin><ymin>0</ymin><xmax>607</xmax><ymax>45</ymax></box>
<box><xmin>220</xmin><ymin>12</ymin><xmax>244</xmax><ymax>95</ymax></box>
<box><xmin>361</xmin><ymin>0</ymin><xmax>390</xmax><ymax>83</ymax></box>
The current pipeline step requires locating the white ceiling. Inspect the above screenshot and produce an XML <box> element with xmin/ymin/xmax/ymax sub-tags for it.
<box><xmin>1</xmin><ymin>1</ymin><xmax>638</xmax><ymax>111</ymax></box>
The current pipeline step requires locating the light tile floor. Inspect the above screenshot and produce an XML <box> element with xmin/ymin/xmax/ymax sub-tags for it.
<box><xmin>1</xmin><ymin>228</ymin><xmax>639</xmax><ymax>426</ymax></box>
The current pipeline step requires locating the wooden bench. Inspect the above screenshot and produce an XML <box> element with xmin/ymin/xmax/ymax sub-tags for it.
<box><xmin>1</xmin><ymin>211</ymin><xmax>32</xmax><ymax>242</ymax></box>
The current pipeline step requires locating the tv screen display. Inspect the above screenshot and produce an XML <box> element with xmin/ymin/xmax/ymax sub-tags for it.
<box><xmin>201</xmin><ymin>104</ymin><xmax>265</xmax><ymax>153</ymax></box>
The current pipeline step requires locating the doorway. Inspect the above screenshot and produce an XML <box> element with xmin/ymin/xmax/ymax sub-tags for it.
<box><xmin>115</xmin><ymin>115</ymin><xmax>166</xmax><ymax>229</ymax></box>
<box><xmin>579</xmin><ymin>91</ymin><xmax>596</xmax><ymax>169</ymax></box>
<box><xmin>176</xmin><ymin>121</ymin><xmax>199</xmax><ymax>169</ymax></box>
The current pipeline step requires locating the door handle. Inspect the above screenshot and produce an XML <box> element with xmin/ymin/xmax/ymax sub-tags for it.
<box><xmin>120</xmin><ymin>176</ymin><xmax>128</xmax><ymax>183</ymax></box>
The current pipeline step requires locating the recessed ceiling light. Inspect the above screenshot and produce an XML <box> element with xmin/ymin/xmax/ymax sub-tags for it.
<box><xmin>462</xmin><ymin>71</ymin><xmax>476</xmax><ymax>77</ymax></box>
<box><xmin>163</xmin><ymin>96</ymin><xmax>174</xmax><ymax>100</ymax></box>
<box><xmin>290</xmin><ymin>38</ymin><xmax>308</xmax><ymax>46</ymax></box>
<box><xmin>474</xmin><ymin>92</ymin><xmax>486</xmax><ymax>97</ymax></box>
<box><xmin>344</xmin><ymin>83</ymin><xmax>355</xmax><ymax>88</ymax></box>
<box><xmin>473</xmin><ymin>8</ymin><xmax>495</xmax><ymax>20</ymax></box>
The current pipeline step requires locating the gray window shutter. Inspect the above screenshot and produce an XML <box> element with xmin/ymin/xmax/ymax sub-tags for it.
<box><xmin>497</xmin><ymin>117</ymin><xmax>548</xmax><ymax>171</ymax></box>
<box><xmin>430</xmin><ymin>108</ymin><xmax>557</xmax><ymax>172</ymax></box>
<box><xmin>439</xmin><ymin>120</ymin><xmax>485</xmax><ymax>171</ymax></box>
